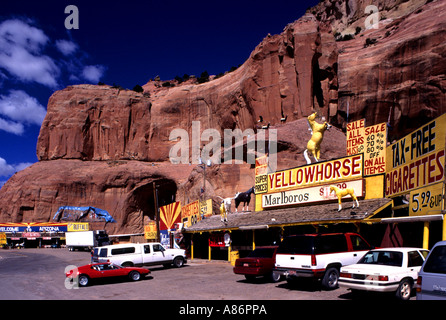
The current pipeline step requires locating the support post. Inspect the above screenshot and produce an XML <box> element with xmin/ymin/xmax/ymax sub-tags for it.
<box><xmin>228</xmin><ymin>244</ymin><xmax>231</xmax><ymax>262</ymax></box>
<box><xmin>153</xmin><ymin>182</ymin><xmax>160</xmax><ymax>242</ymax></box>
<box><xmin>191</xmin><ymin>233</ymin><xmax>194</xmax><ymax>260</ymax></box>
<box><xmin>209</xmin><ymin>244</ymin><xmax>211</xmax><ymax>261</ymax></box>
<box><xmin>443</xmin><ymin>214</ymin><xmax>446</xmax><ymax>241</ymax></box>
<box><xmin>423</xmin><ymin>221</ymin><xmax>430</xmax><ymax>249</ymax></box>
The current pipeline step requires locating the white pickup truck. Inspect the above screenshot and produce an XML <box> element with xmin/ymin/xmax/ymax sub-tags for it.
<box><xmin>92</xmin><ymin>242</ymin><xmax>187</xmax><ymax>268</ymax></box>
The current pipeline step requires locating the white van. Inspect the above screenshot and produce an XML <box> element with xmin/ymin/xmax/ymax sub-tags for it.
<box><xmin>92</xmin><ymin>242</ymin><xmax>187</xmax><ymax>268</ymax></box>
<box><xmin>417</xmin><ymin>240</ymin><xmax>446</xmax><ymax>300</ymax></box>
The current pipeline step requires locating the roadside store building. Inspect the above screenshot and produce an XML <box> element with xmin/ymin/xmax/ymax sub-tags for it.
<box><xmin>183</xmin><ymin>114</ymin><xmax>446</xmax><ymax>261</ymax></box>
<box><xmin>383</xmin><ymin>114</ymin><xmax>446</xmax><ymax>249</ymax></box>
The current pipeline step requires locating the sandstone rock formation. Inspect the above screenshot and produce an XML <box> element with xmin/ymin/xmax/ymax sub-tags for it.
<box><xmin>329</xmin><ymin>0</ymin><xmax>446</xmax><ymax>140</ymax></box>
<box><xmin>0</xmin><ymin>0</ymin><xmax>445</xmax><ymax>234</ymax></box>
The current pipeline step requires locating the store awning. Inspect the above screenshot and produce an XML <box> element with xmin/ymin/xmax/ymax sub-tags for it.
<box><xmin>381</xmin><ymin>214</ymin><xmax>444</xmax><ymax>224</ymax></box>
<box><xmin>184</xmin><ymin>198</ymin><xmax>393</xmax><ymax>233</ymax></box>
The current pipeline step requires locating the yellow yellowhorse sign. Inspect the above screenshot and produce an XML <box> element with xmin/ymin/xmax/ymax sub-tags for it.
<box><xmin>267</xmin><ymin>154</ymin><xmax>363</xmax><ymax>193</ymax></box>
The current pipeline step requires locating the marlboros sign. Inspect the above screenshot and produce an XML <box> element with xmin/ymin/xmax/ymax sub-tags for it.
<box><xmin>262</xmin><ymin>179</ymin><xmax>364</xmax><ymax>208</ymax></box>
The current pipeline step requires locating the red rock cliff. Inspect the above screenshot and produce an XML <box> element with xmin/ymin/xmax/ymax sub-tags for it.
<box><xmin>1</xmin><ymin>0</ymin><xmax>445</xmax><ymax>234</ymax></box>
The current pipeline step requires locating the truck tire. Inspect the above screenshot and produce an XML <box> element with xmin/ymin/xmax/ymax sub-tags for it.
<box><xmin>322</xmin><ymin>267</ymin><xmax>339</xmax><ymax>290</ymax></box>
<box><xmin>270</xmin><ymin>271</ymin><xmax>281</xmax><ymax>283</ymax></box>
<box><xmin>173</xmin><ymin>256</ymin><xmax>184</xmax><ymax>268</ymax></box>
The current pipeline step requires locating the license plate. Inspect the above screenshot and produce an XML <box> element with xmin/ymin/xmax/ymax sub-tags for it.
<box><xmin>243</xmin><ymin>263</ymin><xmax>249</xmax><ymax>267</ymax></box>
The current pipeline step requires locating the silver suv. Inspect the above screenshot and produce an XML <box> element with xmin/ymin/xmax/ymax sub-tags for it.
<box><xmin>417</xmin><ymin>240</ymin><xmax>446</xmax><ymax>300</ymax></box>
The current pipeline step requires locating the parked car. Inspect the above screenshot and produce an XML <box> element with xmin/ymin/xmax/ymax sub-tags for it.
<box><xmin>92</xmin><ymin>242</ymin><xmax>187</xmax><ymax>268</ymax></box>
<box><xmin>417</xmin><ymin>240</ymin><xmax>446</xmax><ymax>300</ymax></box>
<box><xmin>339</xmin><ymin>247</ymin><xmax>428</xmax><ymax>300</ymax></box>
<box><xmin>274</xmin><ymin>232</ymin><xmax>372</xmax><ymax>290</ymax></box>
<box><xmin>233</xmin><ymin>246</ymin><xmax>280</xmax><ymax>282</ymax></box>
<box><xmin>65</xmin><ymin>262</ymin><xmax>151</xmax><ymax>287</ymax></box>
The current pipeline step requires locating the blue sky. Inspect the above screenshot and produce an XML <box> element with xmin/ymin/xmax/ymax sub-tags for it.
<box><xmin>0</xmin><ymin>0</ymin><xmax>318</xmax><ymax>186</ymax></box>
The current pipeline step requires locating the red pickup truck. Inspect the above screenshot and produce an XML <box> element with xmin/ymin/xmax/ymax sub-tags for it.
<box><xmin>233</xmin><ymin>246</ymin><xmax>281</xmax><ymax>282</ymax></box>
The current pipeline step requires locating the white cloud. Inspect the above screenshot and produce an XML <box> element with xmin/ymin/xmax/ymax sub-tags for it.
<box><xmin>82</xmin><ymin>65</ymin><xmax>105</xmax><ymax>83</ymax></box>
<box><xmin>0</xmin><ymin>117</ymin><xmax>24</xmax><ymax>135</ymax></box>
<box><xmin>0</xmin><ymin>157</ymin><xmax>33</xmax><ymax>178</ymax></box>
<box><xmin>0</xmin><ymin>90</ymin><xmax>46</xmax><ymax>126</ymax></box>
<box><xmin>55</xmin><ymin>39</ymin><xmax>78</xmax><ymax>56</ymax></box>
<box><xmin>0</xmin><ymin>19</ymin><xmax>60</xmax><ymax>88</ymax></box>
<box><xmin>0</xmin><ymin>19</ymin><xmax>107</xmax><ymax>89</ymax></box>
<box><xmin>0</xmin><ymin>157</ymin><xmax>15</xmax><ymax>176</ymax></box>
<box><xmin>13</xmin><ymin>162</ymin><xmax>33</xmax><ymax>172</ymax></box>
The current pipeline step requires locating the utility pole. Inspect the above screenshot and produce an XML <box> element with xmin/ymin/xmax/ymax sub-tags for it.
<box><xmin>153</xmin><ymin>182</ymin><xmax>160</xmax><ymax>242</ymax></box>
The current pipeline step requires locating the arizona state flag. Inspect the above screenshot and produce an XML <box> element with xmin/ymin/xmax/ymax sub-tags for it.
<box><xmin>159</xmin><ymin>201</ymin><xmax>182</xmax><ymax>230</ymax></box>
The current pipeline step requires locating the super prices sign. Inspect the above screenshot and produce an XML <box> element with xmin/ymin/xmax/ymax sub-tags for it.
<box><xmin>385</xmin><ymin>114</ymin><xmax>446</xmax><ymax>198</ymax></box>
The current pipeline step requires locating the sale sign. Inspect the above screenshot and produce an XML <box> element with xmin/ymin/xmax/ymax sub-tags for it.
<box><xmin>409</xmin><ymin>182</ymin><xmax>444</xmax><ymax>216</ymax></box>
<box><xmin>347</xmin><ymin>119</ymin><xmax>387</xmax><ymax>176</ymax></box>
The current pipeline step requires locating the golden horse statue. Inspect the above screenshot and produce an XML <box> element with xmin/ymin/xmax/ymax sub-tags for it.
<box><xmin>220</xmin><ymin>201</ymin><xmax>228</xmax><ymax>223</ymax></box>
<box><xmin>330</xmin><ymin>186</ymin><xmax>359</xmax><ymax>211</ymax></box>
<box><xmin>304</xmin><ymin>112</ymin><xmax>331</xmax><ymax>164</ymax></box>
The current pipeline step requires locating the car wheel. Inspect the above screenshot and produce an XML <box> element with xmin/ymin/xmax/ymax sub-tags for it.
<box><xmin>396</xmin><ymin>279</ymin><xmax>412</xmax><ymax>300</ymax></box>
<box><xmin>322</xmin><ymin>267</ymin><xmax>339</xmax><ymax>290</ymax></box>
<box><xmin>270</xmin><ymin>271</ymin><xmax>281</xmax><ymax>283</ymax></box>
<box><xmin>173</xmin><ymin>257</ymin><xmax>184</xmax><ymax>268</ymax></box>
<box><xmin>78</xmin><ymin>275</ymin><xmax>89</xmax><ymax>287</ymax></box>
<box><xmin>129</xmin><ymin>271</ymin><xmax>141</xmax><ymax>281</ymax></box>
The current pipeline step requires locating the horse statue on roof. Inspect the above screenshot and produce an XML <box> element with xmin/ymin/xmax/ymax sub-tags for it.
<box><xmin>330</xmin><ymin>185</ymin><xmax>359</xmax><ymax>212</ymax></box>
<box><xmin>304</xmin><ymin>112</ymin><xmax>332</xmax><ymax>164</ymax></box>
<box><xmin>234</xmin><ymin>187</ymin><xmax>255</xmax><ymax>212</ymax></box>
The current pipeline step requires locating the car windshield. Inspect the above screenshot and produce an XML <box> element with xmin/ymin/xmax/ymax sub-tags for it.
<box><xmin>248</xmin><ymin>248</ymin><xmax>276</xmax><ymax>258</ymax></box>
<box><xmin>93</xmin><ymin>248</ymin><xmax>107</xmax><ymax>257</ymax></box>
<box><xmin>358</xmin><ymin>250</ymin><xmax>403</xmax><ymax>267</ymax></box>
<box><xmin>423</xmin><ymin>245</ymin><xmax>446</xmax><ymax>274</ymax></box>
<box><xmin>277</xmin><ymin>236</ymin><xmax>314</xmax><ymax>254</ymax></box>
